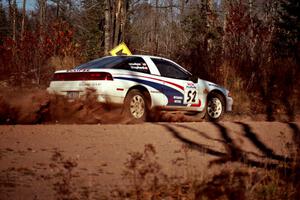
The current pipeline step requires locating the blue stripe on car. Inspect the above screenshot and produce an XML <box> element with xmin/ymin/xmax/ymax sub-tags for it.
<box><xmin>114</xmin><ymin>77</ymin><xmax>185</xmax><ymax>106</ymax></box>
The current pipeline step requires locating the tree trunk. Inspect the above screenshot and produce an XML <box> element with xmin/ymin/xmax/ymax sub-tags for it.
<box><xmin>110</xmin><ymin>0</ymin><xmax>115</xmax><ymax>46</ymax></box>
<box><xmin>39</xmin><ymin>0</ymin><xmax>47</xmax><ymax>38</ymax></box>
<box><xmin>154</xmin><ymin>0</ymin><xmax>159</xmax><ymax>54</ymax></box>
<box><xmin>180</xmin><ymin>0</ymin><xmax>185</xmax><ymax>15</ymax></box>
<box><xmin>56</xmin><ymin>0</ymin><xmax>60</xmax><ymax>18</ymax></box>
<box><xmin>21</xmin><ymin>0</ymin><xmax>26</xmax><ymax>41</ymax></box>
<box><xmin>12</xmin><ymin>0</ymin><xmax>16</xmax><ymax>42</ymax></box>
<box><xmin>120</xmin><ymin>0</ymin><xmax>128</xmax><ymax>42</ymax></box>
<box><xmin>221</xmin><ymin>0</ymin><xmax>228</xmax><ymax>59</ymax></box>
<box><xmin>207</xmin><ymin>0</ymin><xmax>214</xmax><ymax>46</ymax></box>
<box><xmin>248</xmin><ymin>0</ymin><xmax>255</xmax><ymax>62</ymax></box>
<box><xmin>104</xmin><ymin>0</ymin><xmax>112</xmax><ymax>55</ymax></box>
<box><xmin>37</xmin><ymin>0</ymin><xmax>47</xmax><ymax>85</ymax></box>
<box><xmin>8</xmin><ymin>0</ymin><xmax>12</xmax><ymax>34</ymax></box>
<box><xmin>113</xmin><ymin>0</ymin><xmax>122</xmax><ymax>47</ymax></box>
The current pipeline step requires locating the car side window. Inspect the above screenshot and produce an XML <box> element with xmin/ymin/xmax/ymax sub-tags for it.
<box><xmin>152</xmin><ymin>58</ymin><xmax>189</xmax><ymax>80</ymax></box>
<box><xmin>114</xmin><ymin>57</ymin><xmax>150</xmax><ymax>74</ymax></box>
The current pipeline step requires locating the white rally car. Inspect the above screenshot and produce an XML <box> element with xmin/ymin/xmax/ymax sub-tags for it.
<box><xmin>47</xmin><ymin>55</ymin><xmax>233</xmax><ymax>121</ymax></box>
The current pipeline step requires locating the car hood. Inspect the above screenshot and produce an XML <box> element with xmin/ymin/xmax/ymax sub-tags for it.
<box><xmin>197</xmin><ymin>78</ymin><xmax>229</xmax><ymax>95</ymax></box>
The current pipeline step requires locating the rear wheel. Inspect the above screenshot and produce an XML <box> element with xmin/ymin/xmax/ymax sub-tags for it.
<box><xmin>205</xmin><ymin>93</ymin><xmax>225</xmax><ymax>121</ymax></box>
<box><xmin>123</xmin><ymin>89</ymin><xmax>147</xmax><ymax>122</ymax></box>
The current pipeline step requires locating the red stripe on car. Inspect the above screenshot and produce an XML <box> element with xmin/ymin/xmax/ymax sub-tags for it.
<box><xmin>191</xmin><ymin>100</ymin><xmax>201</xmax><ymax>107</ymax></box>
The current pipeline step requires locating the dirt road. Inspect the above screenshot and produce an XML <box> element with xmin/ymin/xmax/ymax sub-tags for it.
<box><xmin>0</xmin><ymin>122</ymin><xmax>299</xmax><ymax>199</ymax></box>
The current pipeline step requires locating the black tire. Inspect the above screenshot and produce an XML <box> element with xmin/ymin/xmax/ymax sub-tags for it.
<box><xmin>205</xmin><ymin>92</ymin><xmax>225</xmax><ymax>122</ymax></box>
<box><xmin>123</xmin><ymin>89</ymin><xmax>148</xmax><ymax>122</ymax></box>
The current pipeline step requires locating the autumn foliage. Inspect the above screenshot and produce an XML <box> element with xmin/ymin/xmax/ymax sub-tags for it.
<box><xmin>0</xmin><ymin>21</ymin><xmax>80</xmax><ymax>85</ymax></box>
<box><xmin>0</xmin><ymin>0</ymin><xmax>299</xmax><ymax>119</ymax></box>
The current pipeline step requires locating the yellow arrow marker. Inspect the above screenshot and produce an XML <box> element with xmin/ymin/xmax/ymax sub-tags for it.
<box><xmin>109</xmin><ymin>42</ymin><xmax>132</xmax><ymax>56</ymax></box>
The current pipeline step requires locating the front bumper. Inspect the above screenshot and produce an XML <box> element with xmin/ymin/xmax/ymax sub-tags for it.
<box><xmin>226</xmin><ymin>97</ymin><xmax>233</xmax><ymax>112</ymax></box>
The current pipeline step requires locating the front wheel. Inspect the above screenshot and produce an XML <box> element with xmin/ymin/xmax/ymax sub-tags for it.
<box><xmin>123</xmin><ymin>89</ymin><xmax>147</xmax><ymax>122</ymax></box>
<box><xmin>205</xmin><ymin>93</ymin><xmax>225</xmax><ymax>121</ymax></box>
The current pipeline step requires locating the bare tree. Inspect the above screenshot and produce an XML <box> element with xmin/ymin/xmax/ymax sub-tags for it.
<box><xmin>38</xmin><ymin>0</ymin><xmax>47</xmax><ymax>36</ymax></box>
<box><xmin>104</xmin><ymin>0</ymin><xmax>129</xmax><ymax>54</ymax></box>
<box><xmin>36</xmin><ymin>0</ymin><xmax>47</xmax><ymax>84</ymax></box>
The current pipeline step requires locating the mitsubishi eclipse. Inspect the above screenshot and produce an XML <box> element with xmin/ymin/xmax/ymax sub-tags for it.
<box><xmin>47</xmin><ymin>55</ymin><xmax>233</xmax><ymax>121</ymax></box>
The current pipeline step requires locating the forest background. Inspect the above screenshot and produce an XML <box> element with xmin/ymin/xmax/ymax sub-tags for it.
<box><xmin>0</xmin><ymin>0</ymin><xmax>299</xmax><ymax>120</ymax></box>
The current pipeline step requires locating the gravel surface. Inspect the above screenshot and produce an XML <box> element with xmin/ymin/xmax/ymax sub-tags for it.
<box><xmin>0</xmin><ymin>122</ymin><xmax>299</xmax><ymax>199</ymax></box>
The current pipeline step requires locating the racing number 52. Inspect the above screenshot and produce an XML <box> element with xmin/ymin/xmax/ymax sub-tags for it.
<box><xmin>187</xmin><ymin>90</ymin><xmax>197</xmax><ymax>103</ymax></box>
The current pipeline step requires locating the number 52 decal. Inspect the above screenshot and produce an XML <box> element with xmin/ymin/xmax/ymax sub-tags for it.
<box><xmin>184</xmin><ymin>89</ymin><xmax>198</xmax><ymax>104</ymax></box>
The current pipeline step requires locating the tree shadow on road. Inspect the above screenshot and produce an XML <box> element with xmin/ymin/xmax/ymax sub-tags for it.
<box><xmin>163</xmin><ymin>124</ymin><xmax>226</xmax><ymax>158</ymax></box>
<box><xmin>175</xmin><ymin>124</ymin><xmax>224</xmax><ymax>143</ymax></box>
<box><xmin>161</xmin><ymin>122</ymin><xmax>295</xmax><ymax>172</ymax></box>
<box><xmin>236</xmin><ymin>122</ymin><xmax>291</xmax><ymax>162</ymax></box>
<box><xmin>287</xmin><ymin>122</ymin><xmax>300</xmax><ymax>198</ymax></box>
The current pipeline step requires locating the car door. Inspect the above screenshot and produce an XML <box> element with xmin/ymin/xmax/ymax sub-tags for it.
<box><xmin>151</xmin><ymin>58</ymin><xmax>200</xmax><ymax>108</ymax></box>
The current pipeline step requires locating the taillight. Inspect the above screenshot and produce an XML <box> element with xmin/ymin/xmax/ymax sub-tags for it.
<box><xmin>53</xmin><ymin>72</ymin><xmax>113</xmax><ymax>81</ymax></box>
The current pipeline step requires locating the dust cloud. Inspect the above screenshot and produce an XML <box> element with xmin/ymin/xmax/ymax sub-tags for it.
<box><xmin>0</xmin><ymin>88</ymin><xmax>123</xmax><ymax>124</ymax></box>
<box><xmin>0</xmin><ymin>88</ymin><xmax>197</xmax><ymax>124</ymax></box>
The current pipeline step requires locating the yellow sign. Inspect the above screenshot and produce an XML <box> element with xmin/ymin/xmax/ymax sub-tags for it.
<box><xmin>109</xmin><ymin>42</ymin><xmax>132</xmax><ymax>56</ymax></box>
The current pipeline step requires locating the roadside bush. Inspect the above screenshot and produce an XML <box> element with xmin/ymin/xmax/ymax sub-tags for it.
<box><xmin>112</xmin><ymin>143</ymin><xmax>299</xmax><ymax>200</ymax></box>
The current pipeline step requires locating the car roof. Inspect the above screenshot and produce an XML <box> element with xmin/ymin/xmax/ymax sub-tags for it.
<box><xmin>103</xmin><ymin>55</ymin><xmax>191</xmax><ymax>75</ymax></box>
<box><xmin>103</xmin><ymin>55</ymin><xmax>164</xmax><ymax>59</ymax></box>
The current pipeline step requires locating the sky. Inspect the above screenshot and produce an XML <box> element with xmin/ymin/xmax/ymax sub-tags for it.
<box><xmin>16</xmin><ymin>0</ymin><xmax>36</xmax><ymax>10</ymax></box>
<box><xmin>1</xmin><ymin>0</ymin><xmax>36</xmax><ymax>10</ymax></box>
<box><xmin>11</xmin><ymin>0</ymin><xmax>222</xmax><ymax>11</ymax></box>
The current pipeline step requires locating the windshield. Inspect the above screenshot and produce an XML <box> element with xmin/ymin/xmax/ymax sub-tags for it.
<box><xmin>75</xmin><ymin>56</ymin><xmax>126</xmax><ymax>69</ymax></box>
